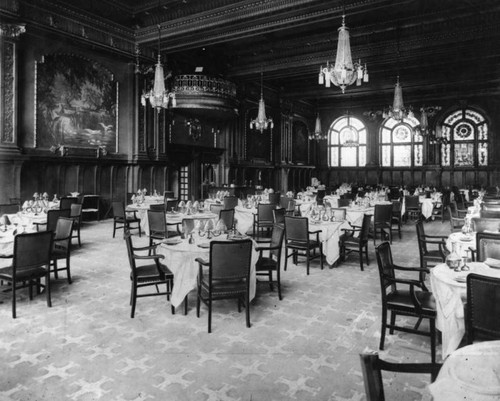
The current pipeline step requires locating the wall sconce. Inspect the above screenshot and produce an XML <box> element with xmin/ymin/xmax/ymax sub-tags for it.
<box><xmin>185</xmin><ymin>118</ymin><xmax>202</xmax><ymax>141</ymax></box>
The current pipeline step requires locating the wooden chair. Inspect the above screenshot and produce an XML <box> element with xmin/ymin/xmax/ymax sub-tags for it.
<box><xmin>339</xmin><ymin>214</ymin><xmax>371</xmax><ymax>271</ymax></box>
<box><xmin>81</xmin><ymin>195</ymin><xmax>100</xmax><ymax>221</ymax></box>
<box><xmin>163</xmin><ymin>191</ymin><xmax>175</xmax><ymax>199</ymax></box>
<box><xmin>70</xmin><ymin>203</ymin><xmax>82</xmax><ymax>247</ymax></box>
<box><xmin>471</xmin><ymin>217</ymin><xmax>500</xmax><ymax>233</ymax></box>
<box><xmin>272</xmin><ymin>208</ymin><xmax>286</xmax><ymax>226</ymax></box>
<box><xmin>375</xmin><ymin>242</ymin><xmax>437</xmax><ymax>363</ymax></box>
<box><xmin>209</xmin><ymin>203</ymin><xmax>223</xmax><ymax>216</ymax></box>
<box><xmin>330</xmin><ymin>207</ymin><xmax>346</xmax><ymax>221</ymax></box>
<box><xmin>416</xmin><ymin>221</ymin><xmax>448</xmax><ymax>280</ymax></box>
<box><xmin>475</xmin><ymin>231</ymin><xmax>500</xmax><ymax>263</ymax></box>
<box><xmin>404</xmin><ymin>195</ymin><xmax>420</xmax><ymax>222</ymax></box>
<box><xmin>218</xmin><ymin>208</ymin><xmax>235</xmax><ymax>231</ymax></box>
<box><xmin>391</xmin><ymin>200</ymin><xmax>403</xmax><ymax>239</ymax></box>
<box><xmin>34</xmin><ymin>208</ymin><xmax>71</xmax><ymax>232</ymax></box>
<box><xmin>448</xmin><ymin>201</ymin><xmax>466</xmax><ymax>232</ymax></box>
<box><xmin>253</xmin><ymin>203</ymin><xmax>275</xmax><ymax>238</ymax></box>
<box><xmin>195</xmin><ymin>239</ymin><xmax>253</xmax><ymax>333</ymax></box>
<box><xmin>466</xmin><ymin>273</ymin><xmax>500</xmax><ymax>344</ymax></box>
<box><xmin>124</xmin><ymin>230</ymin><xmax>175</xmax><ymax>318</ymax></box>
<box><xmin>372</xmin><ymin>203</ymin><xmax>393</xmax><ymax>245</ymax></box>
<box><xmin>268</xmin><ymin>192</ymin><xmax>281</xmax><ymax>205</ymax></box>
<box><xmin>147</xmin><ymin>210</ymin><xmax>168</xmax><ymax>248</ymax></box>
<box><xmin>284</xmin><ymin>216</ymin><xmax>323</xmax><ymax>275</ymax></box>
<box><xmin>255</xmin><ymin>224</ymin><xmax>285</xmax><ymax>300</ymax></box>
<box><xmin>112</xmin><ymin>201</ymin><xmax>141</xmax><ymax>238</ymax></box>
<box><xmin>360</xmin><ymin>352</ymin><xmax>441</xmax><ymax>401</ymax></box>
<box><xmin>165</xmin><ymin>199</ymin><xmax>179</xmax><ymax>213</ymax></box>
<box><xmin>50</xmin><ymin>216</ymin><xmax>74</xmax><ymax>283</ymax></box>
<box><xmin>60</xmin><ymin>196</ymin><xmax>79</xmax><ymax>210</ymax></box>
<box><xmin>337</xmin><ymin>198</ymin><xmax>351</xmax><ymax>208</ymax></box>
<box><xmin>0</xmin><ymin>231</ymin><xmax>53</xmax><ymax>318</ymax></box>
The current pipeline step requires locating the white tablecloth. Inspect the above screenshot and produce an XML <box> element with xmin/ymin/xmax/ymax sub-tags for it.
<box><xmin>309</xmin><ymin>219</ymin><xmax>351</xmax><ymax>265</ymax></box>
<box><xmin>234</xmin><ymin>206</ymin><xmax>256</xmax><ymax>235</ymax></box>
<box><xmin>430</xmin><ymin>262</ymin><xmax>500</xmax><ymax>357</ymax></box>
<box><xmin>429</xmin><ymin>341</ymin><xmax>500</xmax><ymax>401</ymax></box>
<box><xmin>158</xmin><ymin>238</ymin><xmax>258</xmax><ymax>308</ymax></box>
<box><xmin>446</xmin><ymin>231</ymin><xmax>476</xmax><ymax>257</ymax></box>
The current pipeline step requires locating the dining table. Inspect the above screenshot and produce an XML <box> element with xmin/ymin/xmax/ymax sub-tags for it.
<box><xmin>308</xmin><ymin>218</ymin><xmax>351</xmax><ymax>265</ymax></box>
<box><xmin>429</xmin><ymin>340</ymin><xmax>500</xmax><ymax>401</ymax></box>
<box><xmin>157</xmin><ymin>236</ymin><xmax>258</xmax><ymax>309</ymax></box>
<box><xmin>430</xmin><ymin>262</ymin><xmax>500</xmax><ymax>358</ymax></box>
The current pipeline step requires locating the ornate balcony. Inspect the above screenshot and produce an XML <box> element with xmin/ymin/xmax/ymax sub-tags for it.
<box><xmin>173</xmin><ymin>74</ymin><xmax>239</xmax><ymax>120</ymax></box>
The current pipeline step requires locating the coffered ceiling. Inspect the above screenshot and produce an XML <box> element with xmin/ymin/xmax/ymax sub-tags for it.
<box><xmin>9</xmin><ymin>0</ymin><xmax>500</xmax><ymax>110</ymax></box>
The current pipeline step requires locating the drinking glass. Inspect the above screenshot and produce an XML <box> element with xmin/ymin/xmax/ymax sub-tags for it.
<box><xmin>461</xmin><ymin>249</ymin><xmax>471</xmax><ymax>271</ymax></box>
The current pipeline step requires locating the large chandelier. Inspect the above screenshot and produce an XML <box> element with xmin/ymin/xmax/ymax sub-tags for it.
<box><xmin>318</xmin><ymin>14</ymin><xmax>368</xmax><ymax>93</ymax></box>
<box><xmin>140</xmin><ymin>24</ymin><xmax>176</xmax><ymax>112</ymax></box>
<box><xmin>309</xmin><ymin>113</ymin><xmax>327</xmax><ymax>140</ymax></box>
<box><xmin>250</xmin><ymin>71</ymin><xmax>273</xmax><ymax>133</ymax></box>
<box><xmin>383</xmin><ymin>76</ymin><xmax>413</xmax><ymax>121</ymax></box>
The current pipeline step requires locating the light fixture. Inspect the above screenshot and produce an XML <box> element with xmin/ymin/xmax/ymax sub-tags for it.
<box><xmin>185</xmin><ymin>118</ymin><xmax>202</xmax><ymax>141</ymax></box>
<box><xmin>309</xmin><ymin>113</ymin><xmax>327</xmax><ymax>141</ymax></box>
<box><xmin>318</xmin><ymin>13</ymin><xmax>368</xmax><ymax>93</ymax></box>
<box><xmin>250</xmin><ymin>70</ymin><xmax>273</xmax><ymax>133</ymax></box>
<box><xmin>383</xmin><ymin>76</ymin><xmax>413</xmax><ymax>121</ymax></box>
<box><xmin>139</xmin><ymin>23</ymin><xmax>176</xmax><ymax>112</ymax></box>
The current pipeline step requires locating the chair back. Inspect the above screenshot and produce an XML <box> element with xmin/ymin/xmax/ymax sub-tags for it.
<box><xmin>391</xmin><ymin>200</ymin><xmax>402</xmax><ymax>217</ymax></box>
<box><xmin>359</xmin><ymin>214</ymin><xmax>372</xmax><ymax>242</ymax></box>
<box><xmin>466</xmin><ymin>273</ymin><xmax>500</xmax><ymax>344</ymax></box>
<box><xmin>331</xmin><ymin>207</ymin><xmax>346</xmax><ymax>221</ymax></box>
<box><xmin>165</xmin><ymin>199</ymin><xmax>178</xmax><ymax>212</ymax></box>
<box><xmin>416</xmin><ymin>221</ymin><xmax>428</xmax><ymax>254</ymax></box>
<box><xmin>269</xmin><ymin>224</ymin><xmax>285</xmax><ymax>260</ymax></box>
<box><xmin>124</xmin><ymin>230</ymin><xmax>138</xmax><ymax>273</ymax></box>
<box><xmin>476</xmin><ymin>232</ymin><xmax>500</xmax><ymax>261</ymax></box>
<box><xmin>164</xmin><ymin>191</ymin><xmax>175</xmax><ymax>199</ymax></box>
<box><xmin>47</xmin><ymin>209</ymin><xmax>71</xmax><ymax>232</ymax></box>
<box><xmin>149</xmin><ymin>203</ymin><xmax>165</xmax><ymax>212</ymax></box>
<box><xmin>405</xmin><ymin>195</ymin><xmax>420</xmax><ymax>209</ymax></box>
<box><xmin>480</xmin><ymin>210</ymin><xmax>500</xmax><ymax>219</ymax></box>
<box><xmin>112</xmin><ymin>201</ymin><xmax>125</xmax><ymax>218</ymax></box>
<box><xmin>257</xmin><ymin>203</ymin><xmax>275</xmax><ymax>222</ymax></box>
<box><xmin>147</xmin><ymin>210</ymin><xmax>166</xmax><ymax>235</ymax></box>
<box><xmin>337</xmin><ymin>198</ymin><xmax>350</xmax><ymax>207</ymax></box>
<box><xmin>360</xmin><ymin>352</ymin><xmax>441</xmax><ymax>401</ymax></box>
<box><xmin>209</xmin><ymin>204</ymin><xmax>224</xmax><ymax>215</ymax></box>
<box><xmin>54</xmin><ymin>216</ymin><xmax>73</xmax><ymax>241</ymax></box>
<box><xmin>13</xmin><ymin>231</ymin><xmax>53</xmax><ymax>276</ymax></box>
<box><xmin>284</xmin><ymin>216</ymin><xmax>309</xmax><ymax>243</ymax></box>
<box><xmin>70</xmin><ymin>203</ymin><xmax>82</xmax><ymax>219</ymax></box>
<box><xmin>209</xmin><ymin>240</ymin><xmax>253</xmax><ymax>282</ymax></box>
<box><xmin>268</xmin><ymin>192</ymin><xmax>281</xmax><ymax>205</ymax></box>
<box><xmin>273</xmin><ymin>208</ymin><xmax>286</xmax><ymax>225</ymax></box>
<box><xmin>280</xmin><ymin>196</ymin><xmax>294</xmax><ymax>210</ymax></box>
<box><xmin>375</xmin><ymin>242</ymin><xmax>397</xmax><ymax>295</ymax></box>
<box><xmin>219</xmin><ymin>208</ymin><xmax>235</xmax><ymax>230</ymax></box>
<box><xmin>374</xmin><ymin>204</ymin><xmax>393</xmax><ymax>225</ymax></box>
<box><xmin>223</xmin><ymin>196</ymin><xmax>239</xmax><ymax>210</ymax></box>
<box><xmin>60</xmin><ymin>196</ymin><xmax>79</xmax><ymax>210</ymax></box>
<box><xmin>471</xmin><ymin>217</ymin><xmax>500</xmax><ymax>233</ymax></box>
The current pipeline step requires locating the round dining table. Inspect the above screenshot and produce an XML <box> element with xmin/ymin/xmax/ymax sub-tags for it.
<box><xmin>308</xmin><ymin>218</ymin><xmax>351</xmax><ymax>265</ymax></box>
<box><xmin>429</xmin><ymin>340</ymin><xmax>500</xmax><ymax>400</ymax></box>
<box><xmin>430</xmin><ymin>262</ymin><xmax>500</xmax><ymax>357</ymax></box>
<box><xmin>158</xmin><ymin>236</ymin><xmax>258</xmax><ymax>309</ymax></box>
<box><xmin>446</xmin><ymin>231</ymin><xmax>476</xmax><ymax>258</ymax></box>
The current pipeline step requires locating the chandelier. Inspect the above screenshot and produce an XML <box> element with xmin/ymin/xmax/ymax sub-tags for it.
<box><xmin>383</xmin><ymin>76</ymin><xmax>413</xmax><ymax>121</ymax></box>
<box><xmin>309</xmin><ymin>113</ymin><xmax>327</xmax><ymax>140</ymax></box>
<box><xmin>139</xmin><ymin>24</ymin><xmax>176</xmax><ymax>112</ymax></box>
<box><xmin>250</xmin><ymin>71</ymin><xmax>273</xmax><ymax>133</ymax></box>
<box><xmin>318</xmin><ymin>14</ymin><xmax>368</xmax><ymax>93</ymax></box>
<box><xmin>418</xmin><ymin>106</ymin><xmax>446</xmax><ymax>143</ymax></box>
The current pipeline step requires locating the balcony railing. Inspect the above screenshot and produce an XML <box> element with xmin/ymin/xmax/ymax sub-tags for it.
<box><xmin>173</xmin><ymin>75</ymin><xmax>237</xmax><ymax>99</ymax></box>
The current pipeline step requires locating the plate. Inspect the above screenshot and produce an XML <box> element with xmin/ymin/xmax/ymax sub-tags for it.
<box><xmin>454</xmin><ymin>275</ymin><xmax>467</xmax><ymax>283</ymax></box>
<box><xmin>460</xmin><ymin>236</ymin><xmax>472</xmax><ymax>242</ymax></box>
<box><xmin>197</xmin><ymin>243</ymin><xmax>210</xmax><ymax>249</ymax></box>
<box><xmin>163</xmin><ymin>238</ymin><xmax>182</xmax><ymax>245</ymax></box>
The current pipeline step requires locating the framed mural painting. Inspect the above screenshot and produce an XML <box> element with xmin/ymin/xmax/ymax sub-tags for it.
<box><xmin>35</xmin><ymin>54</ymin><xmax>118</xmax><ymax>154</ymax></box>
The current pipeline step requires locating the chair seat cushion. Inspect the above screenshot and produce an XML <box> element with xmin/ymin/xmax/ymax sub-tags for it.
<box><xmin>133</xmin><ymin>263</ymin><xmax>173</xmax><ymax>282</ymax></box>
<box><xmin>387</xmin><ymin>289</ymin><xmax>436</xmax><ymax>313</ymax></box>
<box><xmin>200</xmin><ymin>279</ymin><xmax>246</xmax><ymax>296</ymax></box>
<box><xmin>0</xmin><ymin>265</ymin><xmax>47</xmax><ymax>281</ymax></box>
<box><xmin>51</xmin><ymin>248</ymin><xmax>68</xmax><ymax>260</ymax></box>
<box><xmin>341</xmin><ymin>236</ymin><xmax>361</xmax><ymax>246</ymax></box>
<box><xmin>423</xmin><ymin>250</ymin><xmax>445</xmax><ymax>261</ymax></box>
<box><xmin>287</xmin><ymin>240</ymin><xmax>320</xmax><ymax>249</ymax></box>
<box><xmin>256</xmin><ymin>257</ymin><xmax>278</xmax><ymax>271</ymax></box>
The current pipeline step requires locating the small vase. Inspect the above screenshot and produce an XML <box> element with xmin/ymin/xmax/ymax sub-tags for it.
<box><xmin>446</xmin><ymin>242</ymin><xmax>461</xmax><ymax>269</ymax></box>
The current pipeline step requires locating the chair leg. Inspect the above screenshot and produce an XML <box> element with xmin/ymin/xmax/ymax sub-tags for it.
<box><xmin>113</xmin><ymin>221</ymin><xmax>116</xmax><ymax>238</ymax></box>
<box><xmin>365</xmin><ymin>245</ymin><xmax>369</xmax><ymax>266</ymax></box>
<box><xmin>359</xmin><ymin>245</ymin><xmax>364</xmax><ymax>271</ymax></box>
<box><xmin>208</xmin><ymin>299</ymin><xmax>212</xmax><ymax>333</ymax></box>
<box><xmin>389</xmin><ymin>311</ymin><xmax>396</xmax><ymax>334</ymax></box>
<box><xmin>196</xmin><ymin>286</ymin><xmax>201</xmax><ymax>318</ymax></box>
<box><xmin>430</xmin><ymin>318</ymin><xmax>436</xmax><ymax>363</ymax></box>
<box><xmin>245</xmin><ymin>294</ymin><xmax>251</xmax><ymax>328</ymax></box>
<box><xmin>131</xmin><ymin>282</ymin><xmax>137</xmax><ymax>318</ymax></box>
<box><xmin>12</xmin><ymin>282</ymin><xmax>16</xmax><ymax>319</ymax></box>
<box><xmin>268</xmin><ymin>271</ymin><xmax>273</xmax><ymax>291</ymax></box>
<box><xmin>53</xmin><ymin>260</ymin><xmax>59</xmax><ymax>279</ymax></box>
<box><xmin>277</xmin><ymin>269</ymin><xmax>282</xmax><ymax>300</ymax></box>
<box><xmin>46</xmin><ymin>272</ymin><xmax>52</xmax><ymax>308</ymax></box>
<box><xmin>306</xmin><ymin>252</ymin><xmax>310</xmax><ymax>275</ymax></box>
<box><xmin>319</xmin><ymin>244</ymin><xmax>324</xmax><ymax>270</ymax></box>
<box><xmin>184</xmin><ymin>295</ymin><xmax>188</xmax><ymax>316</ymax></box>
<box><xmin>379</xmin><ymin>307</ymin><xmax>387</xmax><ymax>350</ymax></box>
<box><xmin>284</xmin><ymin>249</ymin><xmax>289</xmax><ymax>271</ymax></box>
<box><xmin>66</xmin><ymin>257</ymin><xmax>72</xmax><ymax>284</ymax></box>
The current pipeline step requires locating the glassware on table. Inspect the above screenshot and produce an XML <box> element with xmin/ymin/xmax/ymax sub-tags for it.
<box><xmin>446</xmin><ymin>242</ymin><xmax>462</xmax><ymax>270</ymax></box>
<box><xmin>461</xmin><ymin>249</ymin><xmax>471</xmax><ymax>271</ymax></box>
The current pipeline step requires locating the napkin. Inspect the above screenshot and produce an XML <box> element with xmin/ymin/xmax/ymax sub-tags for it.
<box><xmin>0</xmin><ymin>214</ymin><xmax>11</xmax><ymax>226</ymax></box>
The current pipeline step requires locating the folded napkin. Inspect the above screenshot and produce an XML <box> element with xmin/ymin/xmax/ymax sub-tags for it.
<box><xmin>186</xmin><ymin>200</ymin><xmax>193</xmax><ymax>208</ymax></box>
<box><xmin>178</xmin><ymin>201</ymin><xmax>185</xmax><ymax>207</ymax></box>
<box><xmin>0</xmin><ymin>214</ymin><xmax>11</xmax><ymax>226</ymax></box>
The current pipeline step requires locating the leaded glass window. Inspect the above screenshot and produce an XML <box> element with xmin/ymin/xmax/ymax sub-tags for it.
<box><xmin>440</xmin><ymin>108</ymin><xmax>488</xmax><ymax>167</ymax></box>
<box><xmin>379</xmin><ymin>116</ymin><xmax>422</xmax><ymax>167</ymax></box>
<box><xmin>328</xmin><ymin>115</ymin><xmax>367</xmax><ymax>167</ymax></box>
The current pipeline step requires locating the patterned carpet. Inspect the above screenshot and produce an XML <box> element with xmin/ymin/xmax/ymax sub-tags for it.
<box><xmin>0</xmin><ymin>218</ymin><xmax>450</xmax><ymax>401</ymax></box>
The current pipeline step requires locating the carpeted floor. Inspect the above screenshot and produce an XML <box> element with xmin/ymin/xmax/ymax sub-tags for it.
<box><xmin>0</xmin><ymin>217</ymin><xmax>451</xmax><ymax>401</ymax></box>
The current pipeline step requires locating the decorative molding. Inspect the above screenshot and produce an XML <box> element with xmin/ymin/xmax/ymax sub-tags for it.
<box><xmin>0</xmin><ymin>23</ymin><xmax>26</xmax><ymax>38</ymax></box>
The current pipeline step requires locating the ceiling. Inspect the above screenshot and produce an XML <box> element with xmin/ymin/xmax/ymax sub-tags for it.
<box><xmin>23</xmin><ymin>0</ymin><xmax>500</xmax><ymax>110</ymax></box>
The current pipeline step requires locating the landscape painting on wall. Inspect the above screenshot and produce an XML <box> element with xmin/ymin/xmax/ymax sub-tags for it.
<box><xmin>36</xmin><ymin>54</ymin><xmax>117</xmax><ymax>152</ymax></box>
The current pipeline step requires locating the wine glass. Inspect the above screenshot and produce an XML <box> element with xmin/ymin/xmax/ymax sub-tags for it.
<box><xmin>461</xmin><ymin>249</ymin><xmax>471</xmax><ymax>271</ymax></box>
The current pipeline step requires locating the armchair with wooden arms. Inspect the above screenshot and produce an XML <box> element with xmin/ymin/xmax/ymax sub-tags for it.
<box><xmin>339</xmin><ymin>214</ymin><xmax>371</xmax><ymax>271</ymax></box>
<box><xmin>124</xmin><ymin>229</ymin><xmax>175</xmax><ymax>318</ymax></box>
<box><xmin>416</xmin><ymin>221</ymin><xmax>448</xmax><ymax>280</ymax></box>
<box><xmin>375</xmin><ymin>241</ymin><xmax>437</xmax><ymax>363</ymax></box>
<box><xmin>50</xmin><ymin>217</ymin><xmax>74</xmax><ymax>284</ymax></box>
<box><xmin>284</xmin><ymin>216</ymin><xmax>323</xmax><ymax>275</ymax></box>
<box><xmin>448</xmin><ymin>201</ymin><xmax>467</xmax><ymax>232</ymax></box>
<box><xmin>255</xmin><ymin>225</ymin><xmax>285</xmax><ymax>300</ymax></box>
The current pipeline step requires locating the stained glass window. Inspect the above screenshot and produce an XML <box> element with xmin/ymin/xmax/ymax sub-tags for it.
<box><xmin>379</xmin><ymin>116</ymin><xmax>422</xmax><ymax>167</ymax></box>
<box><xmin>328</xmin><ymin>115</ymin><xmax>367</xmax><ymax>167</ymax></box>
<box><xmin>440</xmin><ymin>108</ymin><xmax>488</xmax><ymax>167</ymax></box>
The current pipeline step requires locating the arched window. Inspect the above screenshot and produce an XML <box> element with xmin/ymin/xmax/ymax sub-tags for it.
<box><xmin>328</xmin><ymin>115</ymin><xmax>367</xmax><ymax>167</ymax></box>
<box><xmin>380</xmin><ymin>116</ymin><xmax>422</xmax><ymax>167</ymax></box>
<box><xmin>439</xmin><ymin>107</ymin><xmax>488</xmax><ymax>167</ymax></box>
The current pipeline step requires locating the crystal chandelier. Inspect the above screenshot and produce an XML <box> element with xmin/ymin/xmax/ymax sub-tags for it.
<box><xmin>250</xmin><ymin>71</ymin><xmax>273</xmax><ymax>133</ymax></box>
<box><xmin>318</xmin><ymin>14</ymin><xmax>368</xmax><ymax>93</ymax></box>
<box><xmin>383</xmin><ymin>76</ymin><xmax>413</xmax><ymax>121</ymax></box>
<box><xmin>309</xmin><ymin>113</ymin><xmax>327</xmax><ymax>140</ymax></box>
<box><xmin>140</xmin><ymin>24</ymin><xmax>176</xmax><ymax>112</ymax></box>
